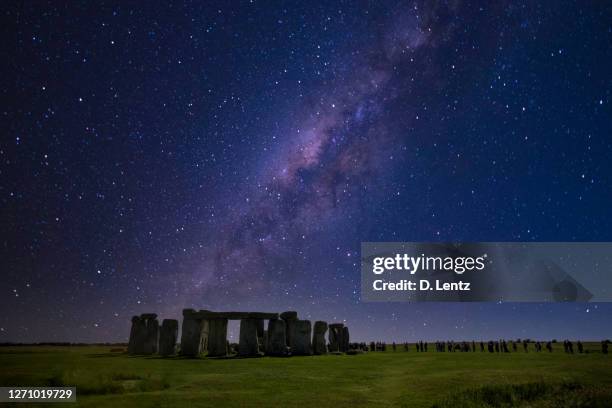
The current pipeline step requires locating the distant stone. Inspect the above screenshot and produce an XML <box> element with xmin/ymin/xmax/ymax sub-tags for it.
<box><xmin>143</xmin><ymin>316</ymin><xmax>159</xmax><ymax>354</ymax></box>
<box><xmin>312</xmin><ymin>321</ymin><xmax>328</xmax><ymax>355</ymax></box>
<box><xmin>159</xmin><ymin>319</ymin><xmax>178</xmax><ymax>356</ymax></box>
<box><xmin>328</xmin><ymin>323</ymin><xmax>344</xmax><ymax>353</ymax></box>
<box><xmin>256</xmin><ymin>319</ymin><xmax>265</xmax><ymax>345</ymax></box>
<box><xmin>128</xmin><ymin>316</ymin><xmax>140</xmax><ymax>354</ymax></box>
<box><xmin>291</xmin><ymin>320</ymin><xmax>312</xmax><ymax>355</ymax></box>
<box><xmin>180</xmin><ymin>314</ymin><xmax>208</xmax><ymax>357</ymax></box>
<box><xmin>238</xmin><ymin>318</ymin><xmax>263</xmax><ymax>357</ymax></box>
<box><xmin>207</xmin><ymin>318</ymin><xmax>229</xmax><ymax>357</ymax></box>
<box><xmin>128</xmin><ymin>314</ymin><xmax>159</xmax><ymax>355</ymax></box>
<box><xmin>341</xmin><ymin>326</ymin><xmax>350</xmax><ymax>352</ymax></box>
<box><xmin>266</xmin><ymin>318</ymin><xmax>288</xmax><ymax>356</ymax></box>
<box><xmin>281</xmin><ymin>311</ymin><xmax>298</xmax><ymax>347</ymax></box>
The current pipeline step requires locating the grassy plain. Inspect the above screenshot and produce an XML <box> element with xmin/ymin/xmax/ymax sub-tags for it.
<box><xmin>1</xmin><ymin>343</ymin><xmax>611</xmax><ymax>407</ymax></box>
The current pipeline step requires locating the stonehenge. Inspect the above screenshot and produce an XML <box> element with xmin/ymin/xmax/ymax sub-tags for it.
<box><xmin>128</xmin><ymin>309</ymin><xmax>352</xmax><ymax>359</ymax></box>
<box><xmin>128</xmin><ymin>311</ymin><xmax>610</xmax><ymax>361</ymax></box>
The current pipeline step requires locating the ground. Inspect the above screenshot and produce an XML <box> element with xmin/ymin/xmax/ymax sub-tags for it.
<box><xmin>1</xmin><ymin>344</ymin><xmax>611</xmax><ymax>407</ymax></box>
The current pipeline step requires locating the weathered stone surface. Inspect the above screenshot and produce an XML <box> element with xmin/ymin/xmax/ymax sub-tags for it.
<box><xmin>280</xmin><ymin>311</ymin><xmax>298</xmax><ymax>321</ymax></box>
<box><xmin>266</xmin><ymin>318</ymin><xmax>288</xmax><ymax>356</ymax></box>
<box><xmin>207</xmin><ymin>318</ymin><xmax>229</xmax><ymax>357</ymax></box>
<box><xmin>256</xmin><ymin>319</ymin><xmax>265</xmax><ymax>342</ymax></box>
<box><xmin>341</xmin><ymin>326</ymin><xmax>350</xmax><ymax>352</ymax></box>
<box><xmin>238</xmin><ymin>318</ymin><xmax>262</xmax><ymax>356</ymax></box>
<box><xmin>328</xmin><ymin>323</ymin><xmax>344</xmax><ymax>353</ymax></box>
<box><xmin>143</xmin><ymin>317</ymin><xmax>159</xmax><ymax>354</ymax></box>
<box><xmin>128</xmin><ymin>314</ymin><xmax>159</xmax><ymax>355</ymax></box>
<box><xmin>281</xmin><ymin>311</ymin><xmax>298</xmax><ymax>348</ymax></box>
<box><xmin>159</xmin><ymin>319</ymin><xmax>178</xmax><ymax>356</ymax></box>
<box><xmin>290</xmin><ymin>320</ymin><xmax>312</xmax><ymax>355</ymax></box>
<box><xmin>127</xmin><ymin>316</ymin><xmax>141</xmax><ymax>354</ymax></box>
<box><xmin>180</xmin><ymin>315</ymin><xmax>209</xmax><ymax>357</ymax></box>
<box><xmin>312</xmin><ymin>321</ymin><xmax>328</xmax><ymax>355</ymax></box>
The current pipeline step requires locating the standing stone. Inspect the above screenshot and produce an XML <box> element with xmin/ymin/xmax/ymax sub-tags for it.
<box><xmin>127</xmin><ymin>313</ymin><xmax>159</xmax><ymax>355</ymax></box>
<box><xmin>328</xmin><ymin>323</ymin><xmax>344</xmax><ymax>352</ymax></box>
<box><xmin>133</xmin><ymin>316</ymin><xmax>148</xmax><ymax>354</ymax></box>
<box><xmin>128</xmin><ymin>316</ymin><xmax>141</xmax><ymax>354</ymax></box>
<box><xmin>142</xmin><ymin>315</ymin><xmax>159</xmax><ymax>354</ymax></box>
<box><xmin>266</xmin><ymin>318</ymin><xmax>288</xmax><ymax>356</ymax></box>
<box><xmin>238</xmin><ymin>318</ymin><xmax>262</xmax><ymax>357</ymax></box>
<box><xmin>207</xmin><ymin>318</ymin><xmax>229</xmax><ymax>357</ymax></box>
<box><xmin>341</xmin><ymin>326</ymin><xmax>350</xmax><ymax>352</ymax></box>
<box><xmin>280</xmin><ymin>311</ymin><xmax>298</xmax><ymax>350</ymax></box>
<box><xmin>180</xmin><ymin>309</ymin><xmax>208</xmax><ymax>357</ymax></box>
<box><xmin>256</xmin><ymin>319</ymin><xmax>265</xmax><ymax>345</ymax></box>
<box><xmin>291</xmin><ymin>320</ymin><xmax>312</xmax><ymax>355</ymax></box>
<box><xmin>159</xmin><ymin>319</ymin><xmax>178</xmax><ymax>356</ymax></box>
<box><xmin>312</xmin><ymin>321</ymin><xmax>328</xmax><ymax>355</ymax></box>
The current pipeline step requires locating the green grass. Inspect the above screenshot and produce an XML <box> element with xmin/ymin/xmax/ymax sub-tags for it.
<box><xmin>0</xmin><ymin>344</ymin><xmax>610</xmax><ymax>407</ymax></box>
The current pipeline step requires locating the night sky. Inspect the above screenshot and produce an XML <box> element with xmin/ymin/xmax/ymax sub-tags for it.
<box><xmin>2</xmin><ymin>1</ymin><xmax>612</xmax><ymax>343</ymax></box>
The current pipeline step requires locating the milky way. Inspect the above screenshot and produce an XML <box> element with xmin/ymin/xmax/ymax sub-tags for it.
<box><xmin>189</xmin><ymin>2</ymin><xmax>447</xmax><ymax>300</ymax></box>
<box><xmin>2</xmin><ymin>1</ymin><xmax>612</xmax><ymax>342</ymax></box>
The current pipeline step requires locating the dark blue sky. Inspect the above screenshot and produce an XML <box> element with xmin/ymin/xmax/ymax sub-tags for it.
<box><xmin>2</xmin><ymin>1</ymin><xmax>611</xmax><ymax>343</ymax></box>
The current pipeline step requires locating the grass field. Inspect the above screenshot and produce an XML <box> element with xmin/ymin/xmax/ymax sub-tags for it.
<box><xmin>1</xmin><ymin>344</ymin><xmax>611</xmax><ymax>407</ymax></box>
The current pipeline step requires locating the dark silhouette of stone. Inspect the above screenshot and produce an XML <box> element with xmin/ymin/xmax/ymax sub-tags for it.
<box><xmin>127</xmin><ymin>315</ymin><xmax>143</xmax><ymax>354</ymax></box>
<box><xmin>312</xmin><ymin>321</ymin><xmax>328</xmax><ymax>355</ymax></box>
<box><xmin>280</xmin><ymin>311</ymin><xmax>298</xmax><ymax>348</ymax></box>
<box><xmin>291</xmin><ymin>319</ymin><xmax>312</xmax><ymax>355</ymax></box>
<box><xmin>207</xmin><ymin>318</ymin><xmax>229</xmax><ymax>357</ymax></box>
<box><xmin>128</xmin><ymin>314</ymin><xmax>159</xmax><ymax>355</ymax></box>
<box><xmin>266</xmin><ymin>318</ymin><xmax>288</xmax><ymax>356</ymax></box>
<box><xmin>143</xmin><ymin>316</ymin><xmax>159</xmax><ymax>354</ymax></box>
<box><xmin>328</xmin><ymin>323</ymin><xmax>344</xmax><ymax>352</ymax></box>
<box><xmin>341</xmin><ymin>326</ymin><xmax>350</xmax><ymax>352</ymax></box>
<box><xmin>256</xmin><ymin>319</ymin><xmax>265</xmax><ymax>344</ymax></box>
<box><xmin>159</xmin><ymin>319</ymin><xmax>178</xmax><ymax>356</ymax></box>
<box><xmin>180</xmin><ymin>309</ymin><xmax>209</xmax><ymax>357</ymax></box>
<box><xmin>238</xmin><ymin>318</ymin><xmax>262</xmax><ymax>357</ymax></box>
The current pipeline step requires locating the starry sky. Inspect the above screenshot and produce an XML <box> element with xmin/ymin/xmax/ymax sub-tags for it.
<box><xmin>2</xmin><ymin>1</ymin><xmax>612</xmax><ymax>343</ymax></box>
